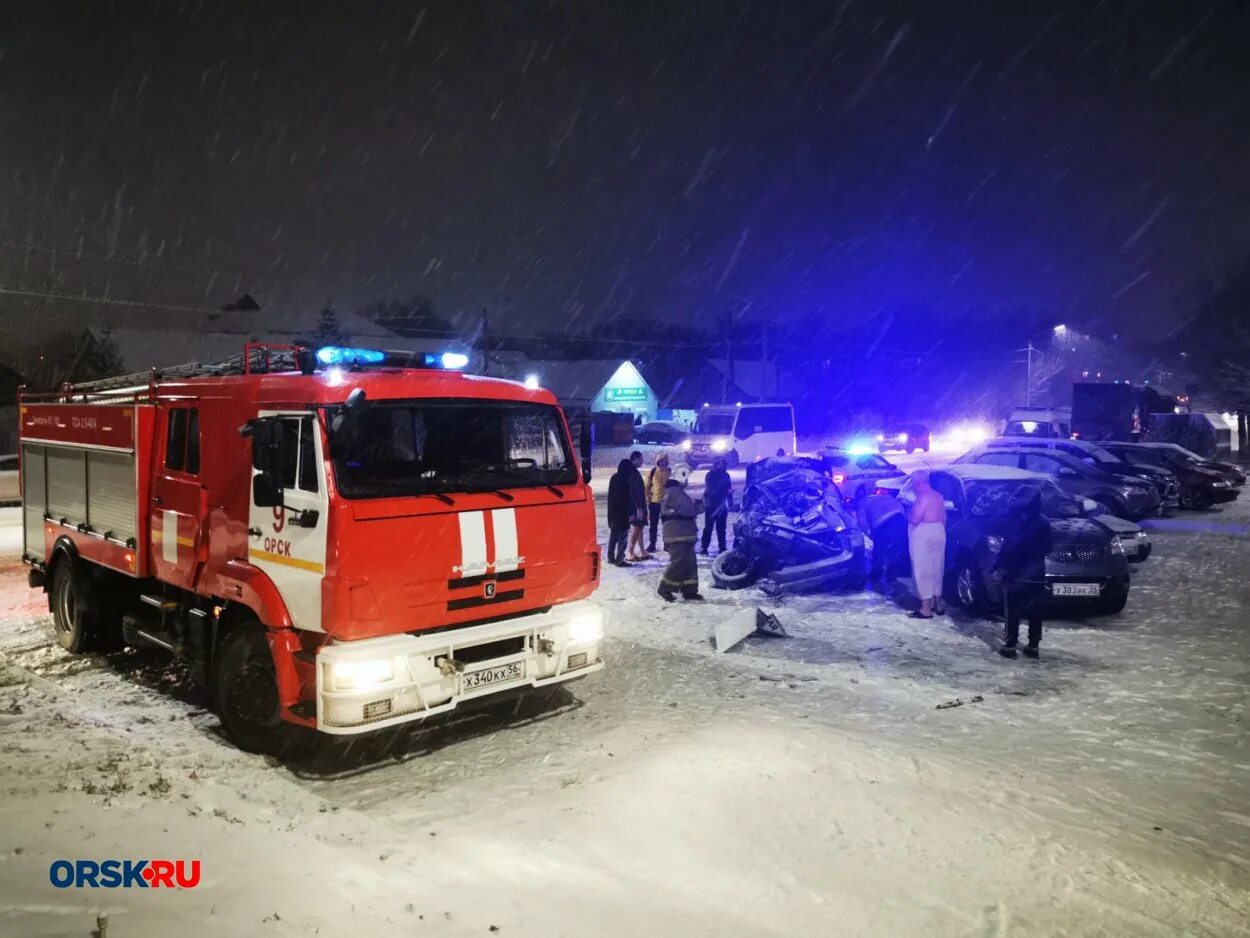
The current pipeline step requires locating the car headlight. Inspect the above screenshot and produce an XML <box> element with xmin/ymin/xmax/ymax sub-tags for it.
<box><xmin>1110</xmin><ymin>538</ymin><xmax>1124</xmax><ymax>556</ymax></box>
<box><xmin>711</xmin><ymin>438</ymin><xmax>728</xmax><ymax>453</ymax></box>
<box><xmin>1213</xmin><ymin>480</ymin><xmax>1230</xmax><ymax>488</ymax></box>
<box><xmin>876</xmin><ymin>434</ymin><xmax>885</xmax><ymax>442</ymax></box>
<box><xmin>568</xmin><ymin>609</ymin><xmax>604</xmax><ymax>644</ymax></box>
<box><xmin>681</xmin><ymin>439</ymin><xmax>692</xmax><ymax>451</ymax></box>
<box><xmin>899</xmin><ymin>432</ymin><xmax>908</xmax><ymax>443</ymax></box>
<box><xmin>1135</xmin><ymin>531</ymin><xmax>1149</xmax><ymax>541</ymax></box>
<box><xmin>332</xmin><ymin>658</ymin><xmax>395</xmax><ymax>692</ymax></box>
<box><xmin>985</xmin><ymin>534</ymin><xmax>1003</xmax><ymax>553</ymax></box>
<box><xmin>1120</xmin><ymin>486</ymin><xmax>1141</xmax><ymax>498</ymax></box>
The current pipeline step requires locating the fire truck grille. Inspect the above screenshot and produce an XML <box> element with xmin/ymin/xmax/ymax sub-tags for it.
<box><xmin>456</xmin><ymin>636</ymin><xmax>526</xmax><ymax>665</ymax></box>
<box><xmin>447</xmin><ymin>589</ymin><xmax>524</xmax><ymax>611</ymax></box>
<box><xmin>1047</xmin><ymin>545</ymin><xmax>1105</xmax><ymax>565</ymax></box>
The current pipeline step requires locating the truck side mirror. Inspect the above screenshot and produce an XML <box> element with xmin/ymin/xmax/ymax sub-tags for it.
<box><xmin>579</xmin><ymin>421</ymin><xmax>593</xmax><ymax>483</ymax></box>
<box><xmin>252</xmin><ymin>472</ymin><xmax>284</xmax><ymax>508</ymax></box>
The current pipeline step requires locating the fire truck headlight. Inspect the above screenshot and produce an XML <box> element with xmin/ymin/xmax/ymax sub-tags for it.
<box><xmin>711</xmin><ymin>438</ymin><xmax>728</xmax><ymax>453</ymax></box>
<box><xmin>332</xmin><ymin>658</ymin><xmax>395</xmax><ymax>692</ymax></box>
<box><xmin>568</xmin><ymin>610</ymin><xmax>604</xmax><ymax>644</ymax></box>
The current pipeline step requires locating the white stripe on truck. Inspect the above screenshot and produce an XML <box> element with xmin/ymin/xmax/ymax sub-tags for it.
<box><xmin>491</xmin><ymin>507</ymin><xmax>519</xmax><ymax>572</ymax></box>
<box><xmin>457</xmin><ymin>511</ymin><xmax>488</xmax><ymax>576</ymax></box>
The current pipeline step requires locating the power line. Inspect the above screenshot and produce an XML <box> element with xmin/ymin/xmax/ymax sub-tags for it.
<box><xmin>0</xmin><ymin>239</ymin><xmax>247</xmax><ymax>282</ymax></box>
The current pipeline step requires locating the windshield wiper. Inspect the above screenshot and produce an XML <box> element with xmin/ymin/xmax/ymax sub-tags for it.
<box><xmin>421</xmin><ymin>492</ymin><xmax>455</xmax><ymax>505</ymax></box>
<box><xmin>543</xmin><ymin>484</ymin><xmax>566</xmax><ymax>497</ymax></box>
<box><xmin>480</xmin><ymin>489</ymin><xmax>515</xmax><ymax>502</ymax></box>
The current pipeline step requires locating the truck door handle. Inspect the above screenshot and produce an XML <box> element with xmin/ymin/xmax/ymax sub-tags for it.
<box><xmin>152</xmin><ymin>496</ymin><xmax>163</xmax><ymax>504</ymax></box>
<box><xmin>248</xmin><ymin>527</ymin><xmax>262</xmax><ymax>538</ymax></box>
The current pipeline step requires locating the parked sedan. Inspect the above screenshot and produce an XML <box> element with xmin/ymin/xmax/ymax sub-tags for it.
<box><xmin>980</xmin><ymin>436</ymin><xmax>1179</xmax><ymax>505</ymax></box>
<box><xmin>1100</xmin><ymin>442</ymin><xmax>1240</xmax><ymax>511</ymax></box>
<box><xmin>886</xmin><ymin>465</ymin><xmax>1132</xmax><ymax>616</ymax></box>
<box><xmin>1136</xmin><ymin>442</ymin><xmax>1245</xmax><ymax>487</ymax></box>
<box><xmin>815</xmin><ymin>449</ymin><xmax>902</xmax><ymax>503</ymax></box>
<box><xmin>632</xmin><ymin>420</ymin><xmax>690</xmax><ymax>447</ymax></box>
<box><xmin>0</xmin><ymin>454</ymin><xmax>18</xmax><ymax>505</ymax></box>
<box><xmin>956</xmin><ymin>447</ymin><xmax>1160</xmax><ymax>520</ymax></box>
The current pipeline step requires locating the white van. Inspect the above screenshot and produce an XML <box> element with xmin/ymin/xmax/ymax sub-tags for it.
<box><xmin>682</xmin><ymin>403</ymin><xmax>796</xmax><ymax>467</ymax></box>
<box><xmin>1002</xmin><ymin>406</ymin><xmax>1072</xmax><ymax>439</ymax></box>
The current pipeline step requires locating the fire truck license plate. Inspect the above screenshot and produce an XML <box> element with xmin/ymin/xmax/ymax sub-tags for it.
<box><xmin>1052</xmin><ymin>582</ymin><xmax>1100</xmax><ymax>597</ymax></box>
<box><xmin>463</xmin><ymin>661</ymin><xmax>523</xmax><ymax>690</ymax></box>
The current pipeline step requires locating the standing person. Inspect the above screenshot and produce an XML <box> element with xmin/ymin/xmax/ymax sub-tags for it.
<box><xmin>605</xmin><ymin>459</ymin><xmax>635</xmax><ymax>566</ymax></box>
<box><xmin>699</xmin><ymin>456</ymin><xmax>733</xmax><ymax>554</ymax></box>
<box><xmin>626</xmin><ymin>450</ymin><xmax>650</xmax><ymax>561</ymax></box>
<box><xmin>646</xmin><ymin>454</ymin><xmax>671</xmax><ymax>553</ymax></box>
<box><xmin>658</xmin><ymin>464</ymin><xmax>703</xmax><ymax>601</ymax></box>
<box><xmin>857</xmin><ymin>491</ymin><xmax>907</xmax><ymax>590</ymax></box>
<box><xmin>907</xmin><ymin>470</ymin><xmax>947</xmax><ymax>618</ymax></box>
<box><xmin>991</xmin><ymin>486</ymin><xmax>1053</xmax><ymax>659</ymax></box>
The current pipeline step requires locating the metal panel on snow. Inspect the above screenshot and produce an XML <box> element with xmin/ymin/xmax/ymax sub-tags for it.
<box><xmin>86</xmin><ymin>450</ymin><xmax>137</xmax><ymax>541</ymax></box>
<box><xmin>46</xmin><ymin>447</ymin><xmax>87</xmax><ymax>522</ymax></box>
<box><xmin>21</xmin><ymin>444</ymin><xmax>46</xmax><ymax>560</ymax></box>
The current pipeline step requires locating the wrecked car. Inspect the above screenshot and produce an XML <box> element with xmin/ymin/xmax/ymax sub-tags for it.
<box><xmin>711</xmin><ymin>457</ymin><xmax>866</xmax><ymax>594</ymax></box>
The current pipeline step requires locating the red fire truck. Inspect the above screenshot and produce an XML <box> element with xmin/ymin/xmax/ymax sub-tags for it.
<box><xmin>18</xmin><ymin>344</ymin><xmax>604</xmax><ymax>753</ymax></box>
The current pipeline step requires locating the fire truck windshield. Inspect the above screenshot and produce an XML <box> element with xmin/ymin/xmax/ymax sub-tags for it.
<box><xmin>327</xmin><ymin>399</ymin><xmax>578</xmax><ymax>499</ymax></box>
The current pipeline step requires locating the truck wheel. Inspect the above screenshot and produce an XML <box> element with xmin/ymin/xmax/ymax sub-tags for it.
<box><xmin>711</xmin><ymin>549</ymin><xmax>755</xmax><ymax>589</ymax></box>
<box><xmin>212</xmin><ymin>624</ymin><xmax>313</xmax><ymax>758</ymax></box>
<box><xmin>50</xmin><ymin>560</ymin><xmax>98</xmax><ymax>653</ymax></box>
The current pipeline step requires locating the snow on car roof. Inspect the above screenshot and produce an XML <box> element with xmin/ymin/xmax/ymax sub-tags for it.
<box><xmin>932</xmin><ymin>463</ymin><xmax>1050</xmax><ymax>481</ymax></box>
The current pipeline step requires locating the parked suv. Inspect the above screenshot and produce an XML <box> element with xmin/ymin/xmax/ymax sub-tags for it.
<box><xmin>887</xmin><ymin>465</ymin><xmax>1132</xmax><ymax>617</ymax></box>
<box><xmin>957</xmin><ymin>447</ymin><xmax>1160</xmax><ymax>520</ymax></box>
<box><xmin>978</xmin><ymin>436</ymin><xmax>1179</xmax><ymax>505</ymax></box>
<box><xmin>1100</xmin><ymin>442</ymin><xmax>1240</xmax><ymax>511</ymax></box>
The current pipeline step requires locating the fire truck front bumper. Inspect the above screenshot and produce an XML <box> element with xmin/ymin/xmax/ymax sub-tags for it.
<box><xmin>314</xmin><ymin>600</ymin><xmax>605</xmax><ymax>734</ymax></box>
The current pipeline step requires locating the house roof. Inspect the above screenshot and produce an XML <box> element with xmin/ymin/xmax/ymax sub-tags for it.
<box><xmin>498</xmin><ymin>359</ymin><xmax>652</xmax><ymax>404</ymax></box>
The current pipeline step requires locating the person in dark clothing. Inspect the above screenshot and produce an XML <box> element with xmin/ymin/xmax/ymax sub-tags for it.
<box><xmin>658</xmin><ymin>465</ymin><xmax>703</xmax><ymax>601</ymax></box>
<box><xmin>605</xmin><ymin>459</ymin><xmax>635</xmax><ymax>566</ymax></box>
<box><xmin>699</xmin><ymin>457</ymin><xmax>733</xmax><ymax>554</ymax></box>
<box><xmin>626</xmin><ymin>451</ymin><xmax>650</xmax><ymax>561</ymax></box>
<box><xmin>856</xmin><ymin>492</ymin><xmax>908</xmax><ymax>588</ymax></box>
<box><xmin>991</xmin><ymin>486</ymin><xmax>1054</xmax><ymax>659</ymax></box>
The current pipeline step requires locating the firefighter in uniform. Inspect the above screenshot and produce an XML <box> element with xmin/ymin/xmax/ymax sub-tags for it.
<box><xmin>658</xmin><ymin>464</ymin><xmax>704</xmax><ymax>601</ymax></box>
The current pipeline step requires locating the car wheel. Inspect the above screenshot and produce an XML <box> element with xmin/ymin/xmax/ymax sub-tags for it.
<box><xmin>213</xmin><ymin>623</ymin><xmax>315</xmax><ymax>757</ymax></box>
<box><xmin>711</xmin><ymin>549</ymin><xmax>755</xmax><ymax>589</ymax></box>
<box><xmin>1092</xmin><ymin>584</ymin><xmax>1129</xmax><ymax>616</ymax></box>
<box><xmin>951</xmin><ymin>562</ymin><xmax>988</xmax><ymax>615</ymax></box>
<box><xmin>1178</xmin><ymin>487</ymin><xmax>1213</xmax><ymax>511</ymax></box>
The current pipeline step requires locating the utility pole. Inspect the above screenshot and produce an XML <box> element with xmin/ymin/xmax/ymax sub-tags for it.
<box><xmin>1021</xmin><ymin>341</ymin><xmax>1038</xmax><ymax>405</ymax></box>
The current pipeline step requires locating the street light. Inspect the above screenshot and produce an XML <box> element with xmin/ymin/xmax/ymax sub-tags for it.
<box><xmin>1053</xmin><ymin>323</ymin><xmax>1068</xmax><ymax>336</ymax></box>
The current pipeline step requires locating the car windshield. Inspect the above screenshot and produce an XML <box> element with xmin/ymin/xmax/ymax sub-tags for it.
<box><xmin>963</xmin><ymin>479</ymin><xmax>1079</xmax><ymax>519</ymax></box>
<box><xmin>1161</xmin><ymin>444</ymin><xmax>1204</xmax><ymax>462</ymax></box>
<box><xmin>327</xmin><ymin>399</ymin><xmax>578</xmax><ymax>499</ymax></box>
<box><xmin>1080</xmin><ymin>443</ymin><xmax>1119</xmax><ymax>462</ymax></box>
<box><xmin>694</xmin><ymin>413</ymin><xmax>735</xmax><ymax>435</ymax></box>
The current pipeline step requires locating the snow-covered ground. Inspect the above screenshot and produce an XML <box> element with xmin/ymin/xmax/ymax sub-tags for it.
<box><xmin>1</xmin><ymin>477</ymin><xmax>1248</xmax><ymax>936</ymax></box>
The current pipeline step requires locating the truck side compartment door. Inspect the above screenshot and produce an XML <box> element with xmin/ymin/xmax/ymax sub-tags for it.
<box><xmin>247</xmin><ymin>413</ymin><xmax>329</xmax><ymax>632</ymax></box>
<box><xmin>151</xmin><ymin>406</ymin><xmax>205</xmax><ymax>590</ymax></box>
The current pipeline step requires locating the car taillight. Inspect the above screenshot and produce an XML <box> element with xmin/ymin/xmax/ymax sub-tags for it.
<box><xmin>590</xmin><ymin>551</ymin><xmax>600</xmax><ymax>582</ymax></box>
<box><xmin>833</xmin><ymin>473</ymin><xmax>846</xmax><ymax>485</ymax></box>
<box><xmin>873</xmin><ymin>487</ymin><xmax>889</xmax><ymax>496</ymax></box>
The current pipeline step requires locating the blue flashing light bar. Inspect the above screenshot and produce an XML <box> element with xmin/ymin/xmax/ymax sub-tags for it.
<box><xmin>846</xmin><ymin>440</ymin><xmax>876</xmax><ymax>456</ymax></box>
<box><xmin>316</xmin><ymin>346</ymin><xmax>386</xmax><ymax>366</ymax></box>
<box><xmin>426</xmin><ymin>351</ymin><xmax>469</xmax><ymax>370</ymax></box>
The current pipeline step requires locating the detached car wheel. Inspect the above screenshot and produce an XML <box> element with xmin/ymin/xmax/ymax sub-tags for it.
<box><xmin>711</xmin><ymin>549</ymin><xmax>755</xmax><ymax>589</ymax></box>
<box><xmin>213</xmin><ymin>623</ymin><xmax>314</xmax><ymax>758</ymax></box>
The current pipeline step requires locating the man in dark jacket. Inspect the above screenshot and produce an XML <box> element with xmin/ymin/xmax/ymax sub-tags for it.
<box><xmin>605</xmin><ymin>459</ymin><xmax>635</xmax><ymax>566</ymax></box>
<box><xmin>856</xmin><ymin>492</ymin><xmax>907</xmax><ymax>588</ymax></box>
<box><xmin>626</xmin><ymin>450</ymin><xmax>650</xmax><ymax>561</ymax></box>
<box><xmin>699</xmin><ymin>456</ymin><xmax>733</xmax><ymax>554</ymax></box>
<box><xmin>992</xmin><ymin>486</ymin><xmax>1053</xmax><ymax>659</ymax></box>
<box><xmin>658</xmin><ymin>465</ymin><xmax>703</xmax><ymax>601</ymax></box>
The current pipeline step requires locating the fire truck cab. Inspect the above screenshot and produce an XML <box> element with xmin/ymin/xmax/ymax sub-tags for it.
<box><xmin>19</xmin><ymin>345</ymin><xmax>604</xmax><ymax>754</ymax></box>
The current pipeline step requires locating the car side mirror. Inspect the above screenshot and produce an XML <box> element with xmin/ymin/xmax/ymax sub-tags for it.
<box><xmin>252</xmin><ymin>472</ymin><xmax>284</xmax><ymax>508</ymax></box>
<box><xmin>1058</xmin><ymin>467</ymin><xmax>1078</xmax><ymax>478</ymax></box>
<box><xmin>1081</xmin><ymin>498</ymin><xmax>1099</xmax><ymax>514</ymax></box>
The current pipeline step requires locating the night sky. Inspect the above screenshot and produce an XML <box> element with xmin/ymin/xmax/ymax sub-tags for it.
<box><xmin>3</xmin><ymin>1</ymin><xmax>1249</xmax><ymax>343</ymax></box>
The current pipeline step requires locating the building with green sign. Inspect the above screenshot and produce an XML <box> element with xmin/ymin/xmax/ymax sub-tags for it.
<box><xmin>502</xmin><ymin>358</ymin><xmax>658</xmax><ymax>422</ymax></box>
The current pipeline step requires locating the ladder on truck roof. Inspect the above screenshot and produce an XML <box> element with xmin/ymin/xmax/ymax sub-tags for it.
<box><xmin>19</xmin><ymin>343</ymin><xmax>304</xmax><ymax>403</ymax></box>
